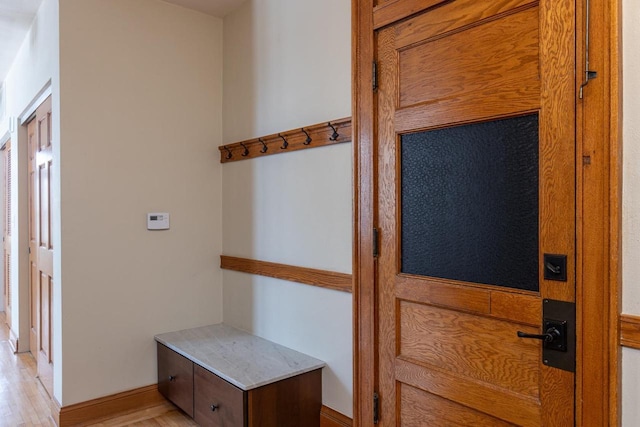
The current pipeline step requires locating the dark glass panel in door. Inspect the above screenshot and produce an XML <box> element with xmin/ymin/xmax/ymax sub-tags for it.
<box><xmin>401</xmin><ymin>114</ymin><xmax>539</xmax><ymax>291</ymax></box>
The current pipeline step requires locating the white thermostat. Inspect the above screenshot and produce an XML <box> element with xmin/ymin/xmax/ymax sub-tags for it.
<box><xmin>147</xmin><ymin>212</ymin><xmax>170</xmax><ymax>230</ymax></box>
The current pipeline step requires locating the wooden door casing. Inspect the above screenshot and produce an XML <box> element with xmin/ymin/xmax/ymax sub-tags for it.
<box><xmin>27</xmin><ymin>96</ymin><xmax>54</xmax><ymax>396</ymax></box>
<box><xmin>3</xmin><ymin>141</ymin><xmax>11</xmax><ymax>329</ymax></box>
<box><xmin>374</xmin><ymin>1</ymin><xmax>575</xmax><ymax>426</ymax></box>
<box><xmin>28</xmin><ymin>118</ymin><xmax>37</xmax><ymax>355</ymax></box>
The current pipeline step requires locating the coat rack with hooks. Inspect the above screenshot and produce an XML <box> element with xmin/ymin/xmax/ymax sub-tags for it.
<box><xmin>218</xmin><ymin>117</ymin><xmax>351</xmax><ymax>163</ymax></box>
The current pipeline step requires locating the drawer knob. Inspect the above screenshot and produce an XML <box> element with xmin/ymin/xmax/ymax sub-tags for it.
<box><xmin>168</xmin><ymin>375</ymin><xmax>176</xmax><ymax>382</ymax></box>
<box><xmin>211</xmin><ymin>404</ymin><xmax>219</xmax><ymax>412</ymax></box>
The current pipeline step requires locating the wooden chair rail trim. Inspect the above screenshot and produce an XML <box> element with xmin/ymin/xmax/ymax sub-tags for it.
<box><xmin>220</xmin><ymin>255</ymin><xmax>353</xmax><ymax>293</ymax></box>
<box><xmin>320</xmin><ymin>405</ymin><xmax>353</xmax><ymax>427</ymax></box>
<box><xmin>219</xmin><ymin>117</ymin><xmax>352</xmax><ymax>163</ymax></box>
<box><xmin>56</xmin><ymin>384</ymin><xmax>165</xmax><ymax>426</ymax></box>
<box><xmin>620</xmin><ymin>314</ymin><xmax>640</xmax><ymax>350</ymax></box>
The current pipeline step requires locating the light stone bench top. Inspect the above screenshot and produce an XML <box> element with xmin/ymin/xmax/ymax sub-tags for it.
<box><xmin>155</xmin><ymin>323</ymin><xmax>326</xmax><ymax>391</ymax></box>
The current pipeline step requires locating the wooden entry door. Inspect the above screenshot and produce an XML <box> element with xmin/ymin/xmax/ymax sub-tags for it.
<box><xmin>27</xmin><ymin>96</ymin><xmax>54</xmax><ymax>395</ymax></box>
<box><xmin>374</xmin><ymin>1</ymin><xmax>575</xmax><ymax>426</ymax></box>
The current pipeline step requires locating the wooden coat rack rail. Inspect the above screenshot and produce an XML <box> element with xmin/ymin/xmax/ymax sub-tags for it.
<box><xmin>219</xmin><ymin>117</ymin><xmax>352</xmax><ymax>163</ymax></box>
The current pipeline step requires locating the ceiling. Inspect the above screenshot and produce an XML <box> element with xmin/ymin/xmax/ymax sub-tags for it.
<box><xmin>160</xmin><ymin>0</ymin><xmax>246</xmax><ymax>18</ymax></box>
<box><xmin>0</xmin><ymin>0</ymin><xmax>44</xmax><ymax>82</ymax></box>
<box><xmin>0</xmin><ymin>0</ymin><xmax>245</xmax><ymax>84</ymax></box>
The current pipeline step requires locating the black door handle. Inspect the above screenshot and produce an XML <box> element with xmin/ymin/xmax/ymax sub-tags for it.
<box><xmin>517</xmin><ymin>327</ymin><xmax>561</xmax><ymax>343</ymax></box>
<box><xmin>545</xmin><ymin>262</ymin><xmax>561</xmax><ymax>274</ymax></box>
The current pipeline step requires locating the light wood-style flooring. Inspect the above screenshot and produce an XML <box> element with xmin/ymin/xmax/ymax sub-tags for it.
<box><xmin>0</xmin><ymin>312</ymin><xmax>196</xmax><ymax>426</ymax></box>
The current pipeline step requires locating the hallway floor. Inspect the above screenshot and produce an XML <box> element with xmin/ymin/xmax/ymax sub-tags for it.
<box><xmin>0</xmin><ymin>312</ymin><xmax>195</xmax><ymax>426</ymax></box>
<box><xmin>0</xmin><ymin>311</ymin><xmax>56</xmax><ymax>426</ymax></box>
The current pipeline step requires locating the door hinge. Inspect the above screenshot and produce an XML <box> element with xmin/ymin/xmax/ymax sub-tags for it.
<box><xmin>373</xmin><ymin>392</ymin><xmax>380</xmax><ymax>424</ymax></box>
<box><xmin>372</xmin><ymin>61</ymin><xmax>378</xmax><ymax>91</ymax></box>
<box><xmin>373</xmin><ymin>228</ymin><xmax>379</xmax><ymax>258</ymax></box>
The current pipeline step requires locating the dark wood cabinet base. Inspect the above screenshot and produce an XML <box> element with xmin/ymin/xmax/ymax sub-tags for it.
<box><xmin>157</xmin><ymin>343</ymin><xmax>322</xmax><ymax>426</ymax></box>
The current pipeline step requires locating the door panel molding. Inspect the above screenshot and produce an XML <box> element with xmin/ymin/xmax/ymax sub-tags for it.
<box><xmin>395</xmin><ymin>359</ymin><xmax>542</xmax><ymax>426</ymax></box>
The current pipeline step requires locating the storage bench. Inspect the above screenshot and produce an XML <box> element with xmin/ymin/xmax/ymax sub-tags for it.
<box><xmin>155</xmin><ymin>324</ymin><xmax>325</xmax><ymax>427</ymax></box>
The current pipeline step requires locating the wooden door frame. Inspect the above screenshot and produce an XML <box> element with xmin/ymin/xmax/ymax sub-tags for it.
<box><xmin>351</xmin><ymin>0</ymin><xmax>622</xmax><ymax>425</ymax></box>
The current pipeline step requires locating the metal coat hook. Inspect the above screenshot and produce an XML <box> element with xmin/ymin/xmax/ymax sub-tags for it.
<box><xmin>240</xmin><ymin>142</ymin><xmax>249</xmax><ymax>157</ymax></box>
<box><xmin>328</xmin><ymin>122</ymin><xmax>339</xmax><ymax>141</ymax></box>
<box><xmin>302</xmin><ymin>128</ymin><xmax>312</xmax><ymax>145</ymax></box>
<box><xmin>224</xmin><ymin>146</ymin><xmax>232</xmax><ymax>159</ymax></box>
<box><xmin>279</xmin><ymin>133</ymin><xmax>288</xmax><ymax>149</ymax></box>
<box><xmin>259</xmin><ymin>138</ymin><xmax>268</xmax><ymax>153</ymax></box>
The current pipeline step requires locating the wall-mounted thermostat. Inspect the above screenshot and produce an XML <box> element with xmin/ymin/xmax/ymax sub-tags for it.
<box><xmin>147</xmin><ymin>212</ymin><xmax>170</xmax><ymax>230</ymax></box>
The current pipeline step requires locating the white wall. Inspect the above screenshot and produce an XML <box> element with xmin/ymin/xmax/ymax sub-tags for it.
<box><xmin>57</xmin><ymin>0</ymin><xmax>224</xmax><ymax>405</ymax></box>
<box><xmin>0</xmin><ymin>0</ymin><xmax>60</xmax><ymax>356</ymax></box>
<box><xmin>222</xmin><ymin>0</ymin><xmax>353</xmax><ymax>417</ymax></box>
<box><xmin>622</xmin><ymin>0</ymin><xmax>640</xmax><ymax>424</ymax></box>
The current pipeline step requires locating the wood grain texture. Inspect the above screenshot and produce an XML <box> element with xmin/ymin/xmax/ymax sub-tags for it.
<box><xmin>320</xmin><ymin>405</ymin><xmax>352</xmax><ymax>427</ymax></box>
<box><xmin>393</xmin><ymin>0</ymin><xmax>535</xmax><ymax>49</ymax></box>
<box><xmin>396</xmin><ymin>276</ymin><xmax>540</xmax><ymax>327</ymax></box>
<box><xmin>220</xmin><ymin>255</ymin><xmax>352</xmax><ymax>293</ymax></box>
<box><xmin>395</xmin><ymin>359</ymin><xmax>541</xmax><ymax>427</ymax></box>
<box><xmin>395</xmin><ymin>275</ymin><xmax>492</xmax><ymax>315</ymax></box>
<box><xmin>575</xmin><ymin>0</ymin><xmax>620</xmax><ymax>423</ymax></box>
<box><xmin>58</xmin><ymin>385</ymin><xmax>167</xmax><ymax>427</ymax></box>
<box><xmin>399</xmin><ymin>301</ymin><xmax>540</xmax><ymax>397</ymax></box>
<box><xmin>82</xmin><ymin>401</ymin><xmax>197</xmax><ymax>426</ymax></box>
<box><xmin>351</xmin><ymin>0</ymin><xmax>376</xmax><ymax>424</ymax></box>
<box><xmin>395</xmin><ymin>99</ymin><xmax>540</xmax><ymax>135</ymax></box>
<box><xmin>356</xmin><ymin>0</ymin><xmax>619</xmax><ymax>422</ymax></box>
<box><xmin>538</xmin><ymin>0</ymin><xmax>576</xmax><ymax>304</ymax></box>
<box><xmin>0</xmin><ymin>311</ymin><xmax>56</xmax><ymax>427</ymax></box>
<box><xmin>399</xmin><ymin>383</ymin><xmax>516</xmax><ymax>427</ymax></box>
<box><xmin>373</xmin><ymin>0</ymin><xmax>448</xmax><ymax>29</ymax></box>
<box><xmin>219</xmin><ymin>117</ymin><xmax>351</xmax><ymax>163</ymax></box>
<box><xmin>247</xmin><ymin>369</ymin><xmax>322</xmax><ymax>427</ymax></box>
<box><xmin>398</xmin><ymin>7</ymin><xmax>540</xmax><ymax>109</ymax></box>
<box><xmin>620</xmin><ymin>315</ymin><xmax>640</xmax><ymax>350</ymax></box>
<box><xmin>608</xmin><ymin>0</ymin><xmax>623</xmax><ymax>424</ymax></box>
<box><xmin>374</xmin><ymin>25</ymin><xmax>399</xmax><ymax>427</ymax></box>
<box><xmin>490</xmin><ymin>291</ymin><xmax>541</xmax><ymax>327</ymax></box>
<box><xmin>157</xmin><ymin>343</ymin><xmax>194</xmax><ymax>418</ymax></box>
<box><xmin>194</xmin><ymin>364</ymin><xmax>245</xmax><ymax>427</ymax></box>
<box><xmin>374</xmin><ymin>0</ymin><xmax>577</xmax><ymax>424</ymax></box>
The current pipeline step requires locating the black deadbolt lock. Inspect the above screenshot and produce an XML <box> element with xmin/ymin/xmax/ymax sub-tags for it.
<box><xmin>543</xmin><ymin>253</ymin><xmax>567</xmax><ymax>281</ymax></box>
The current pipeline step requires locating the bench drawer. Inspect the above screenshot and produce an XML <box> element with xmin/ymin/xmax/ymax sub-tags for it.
<box><xmin>194</xmin><ymin>364</ymin><xmax>246</xmax><ymax>427</ymax></box>
<box><xmin>157</xmin><ymin>343</ymin><xmax>194</xmax><ymax>417</ymax></box>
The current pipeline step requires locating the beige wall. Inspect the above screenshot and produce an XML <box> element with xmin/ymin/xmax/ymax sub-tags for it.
<box><xmin>622</xmin><ymin>0</ymin><xmax>640</xmax><ymax>424</ymax></box>
<box><xmin>57</xmin><ymin>0</ymin><xmax>224</xmax><ymax>405</ymax></box>
<box><xmin>222</xmin><ymin>0</ymin><xmax>353</xmax><ymax>417</ymax></box>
